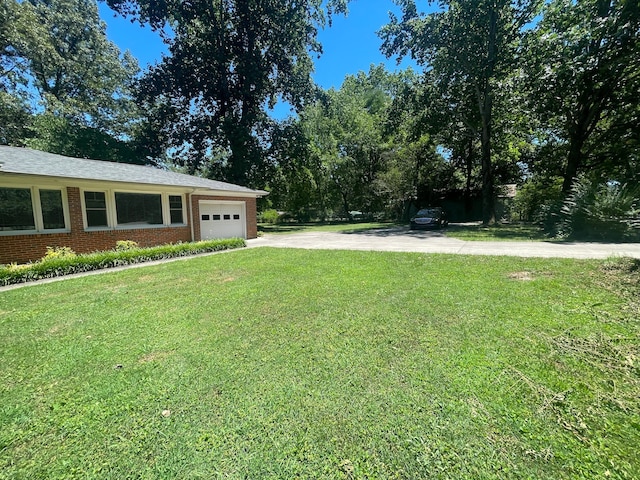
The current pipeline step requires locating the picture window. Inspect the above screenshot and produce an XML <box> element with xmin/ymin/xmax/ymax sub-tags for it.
<box><xmin>115</xmin><ymin>192</ymin><xmax>162</xmax><ymax>225</ymax></box>
<box><xmin>1</xmin><ymin>186</ymin><xmax>68</xmax><ymax>233</ymax></box>
<box><xmin>0</xmin><ymin>187</ymin><xmax>35</xmax><ymax>231</ymax></box>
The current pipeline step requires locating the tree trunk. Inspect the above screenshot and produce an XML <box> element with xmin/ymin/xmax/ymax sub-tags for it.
<box><xmin>480</xmin><ymin>6</ymin><xmax>497</xmax><ymax>226</ymax></box>
<box><xmin>341</xmin><ymin>191</ymin><xmax>351</xmax><ymax>219</ymax></box>
<box><xmin>561</xmin><ymin>92</ymin><xmax>605</xmax><ymax>195</ymax></box>
<box><xmin>226</xmin><ymin>122</ymin><xmax>252</xmax><ymax>185</ymax></box>
<box><xmin>480</xmin><ymin>116</ymin><xmax>495</xmax><ymax>225</ymax></box>
<box><xmin>464</xmin><ymin>137</ymin><xmax>474</xmax><ymax>221</ymax></box>
<box><xmin>561</xmin><ymin>133</ymin><xmax>586</xmax><ymax>195</ymax></box>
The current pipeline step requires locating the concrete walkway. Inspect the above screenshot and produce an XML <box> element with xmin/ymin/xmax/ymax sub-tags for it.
<box><xmin>247</xmin><ymin>226</ymin><xmax>640</xmax><ymax>259</ymax></box>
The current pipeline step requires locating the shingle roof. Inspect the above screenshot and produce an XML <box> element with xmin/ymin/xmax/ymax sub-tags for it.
<box><xmin>0</xmin><ymin>146</ymin><xmax>267</xmax><ymax>196</ymax></box>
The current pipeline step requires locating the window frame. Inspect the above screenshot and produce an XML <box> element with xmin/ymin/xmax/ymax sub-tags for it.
<box><xmin>114</xmin><ymin>191</ymin><xmax>164</xmax><ymax>227</ymax></box>
<box><xmin>80</xmin><ymin>188</ymin><xmax>187</xmax><ymax>231</ymax></box>
<box><xmin>38</xmin><ymin>188</ymin><xmax>68</xmax><ymax>230</ymax></box>
<box><xmin>82</xmin><ymin>190</ymin><xmax>110</xmax><ymax>229</ymax></box>
<box><xmin>0</xmin><ymin>184</ymin><xmax>70</xmax><ymax>236</ymax></box>
<box><xmin>168</xmin><ymin>194</ymin><xmax>186</xmax><ymax>225</ymax></box>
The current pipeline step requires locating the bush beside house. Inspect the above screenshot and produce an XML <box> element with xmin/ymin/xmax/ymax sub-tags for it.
<box><xmin>0</xmin><ymin>238</ymin><xmax>245</xmax><ymax>286</ymax></box>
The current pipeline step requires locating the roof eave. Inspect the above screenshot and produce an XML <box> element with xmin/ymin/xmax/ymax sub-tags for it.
<box><xmin>1</xmin><ymin>171</ymin><xmax>269</xmax><ymax>197</ymax></box>
<box><xmin>192</xmin><ymin>187</ymin><xmax>269</xmax><ymax>198</ymax></box>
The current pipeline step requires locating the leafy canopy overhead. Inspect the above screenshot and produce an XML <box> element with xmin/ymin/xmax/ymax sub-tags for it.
<box><xmin>381</xmin><ymin>0</ymin><xmax>541</xmax><ymax>224</ymax></box>
<box><xmin>523</xmin><ymin>0</ymin><xmax>640</xmax><ymax>192</ymax></box>
<box><xmin>4</xmin><ymin>0</ymin><xmax>139</xmax><ymax>132</ymax></box>
<box><xmin>1</xmin><ymin>0</ymin><xmax>143</xmax><ymax>161</ymax></box>
<box><xmin>105</xmin><ymin>0</ymin><xmax>349</xmax><ymax>185</ymax></box>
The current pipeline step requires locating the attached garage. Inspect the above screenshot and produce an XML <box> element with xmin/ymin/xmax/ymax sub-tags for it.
<box><xmin>199</xmin><ymin>201</ymin><xmax>246</xmax><ymax>240</ymax></box>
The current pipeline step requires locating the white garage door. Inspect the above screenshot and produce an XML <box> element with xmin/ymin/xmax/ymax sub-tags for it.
<box><xmin>199</xmin><ymin>202</ymin><xmax>246</xmax><ymax>239</ymax></box>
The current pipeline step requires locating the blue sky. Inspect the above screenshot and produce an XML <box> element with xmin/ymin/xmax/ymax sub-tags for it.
<box><xmin>98</xmin><ymin>0</ymin><xmax>421</xmax><ymax>117</ymax></box>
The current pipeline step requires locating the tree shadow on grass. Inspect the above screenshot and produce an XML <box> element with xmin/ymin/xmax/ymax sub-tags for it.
<box><xmin>341</xmin><ymin>225</ymin><xmax>446</xmax><ymax>238</ymax></box>
<box><xmin>445</xmin><ymin>223</ymin><xmax>551</xmax><ymax>241</ymax></box>
<box><xmin>563</xmin><ymin>231</ymin><xmax>640</xmax><ymax>244</ymax></box>
<box><xmin>258</xmin><ymin>224</ymin><xmax>310</xmax><ymax>234</ymax></box>
<box><xmin>260</xmin><ymin>221</ymin><xmax>640</xmax><ymax>244</ymax></box>
<box><xmin>258</xmin><ymin>222</ymin><xmax>405</xmax><ymax>235</ymax></box>
<box><xmin>447</xmin><ymin>223</ymin><xmax>640</xmax><ymax>244</ymax></box>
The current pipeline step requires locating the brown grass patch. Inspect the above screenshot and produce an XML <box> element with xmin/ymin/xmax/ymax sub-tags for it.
<box><xmin>507</xmin><ymin>271</ymin><xmax>534</xmax><ymax>281</ymax></box>
<box><xmin>48</xmin><ymin>324</ymin><xmax>65</xmax><ymax>335</ymax></box>
<box><xmin>138</xmin><ymin>350</ymin><xmax>175</xmax><ymax>364</ymax></box>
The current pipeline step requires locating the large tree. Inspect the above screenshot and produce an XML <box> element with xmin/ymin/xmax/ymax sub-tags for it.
<box><xmin>26</xmin><ymin>0</ymin><xmax>139</xmax><ymax>134</ymax></box>
<box><xmin>381</xmin><ymin>0</ymin><xmax>540</xmax><ymax>224</ymax></box>
<box><xmin>264</xmin><ymin>118</ymin><xmax>327</xmax><ymax>221</ymax></box>
<box><xmin>386</xmin><ymin>68</ymin><xmax>484</xmax><ymax>218</ymax></box>
<box><xmin>104</xmin><ymin>0</ymin><xmax>349</xmax><ymax>186</ymax></box>
<box><xmin>1</xmin><ymin>0</ymin><xmax>141</xmax><ymax>160</ymax></box>
<box><xmin>524</xmin><ymin>0</ymin><xmax>640</xmax><ymax>194</ymax></box>
<box><xmin>298</xmin><ymin>66</ymin><xmax>401</xmax><ymax>218</ymax></box>
<box><xmin>1</xmin><ymin>0</ymin><xmax>37</xmax><ymax>144</ymax></box>
<box><xmin>1</xmin><ymin>0</ymin><xmax>36</xmax><ymax>91</ymax></box>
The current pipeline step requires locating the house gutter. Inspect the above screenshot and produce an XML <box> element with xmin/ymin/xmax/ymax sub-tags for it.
<box><xmin>189</xmin><ymin>190</ymin><xmax>196</xmax><ymax>242</ymax></box>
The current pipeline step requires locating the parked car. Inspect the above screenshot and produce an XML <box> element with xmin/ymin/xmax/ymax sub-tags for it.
<box><xmin>410</xmin><ymin>207</ymin><xmax>448</xmax><ymax>230</ymax></box>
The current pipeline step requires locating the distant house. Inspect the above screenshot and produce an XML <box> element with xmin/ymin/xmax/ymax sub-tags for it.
<box><xmin>496</xmin><ymin>183</ymin><xmax>518</xmax><ymax>221</ymax></box>
<box><xmin>0</xmin><ymin>146</ymin><xmax>267</xmax><ymax>264</ymax></box>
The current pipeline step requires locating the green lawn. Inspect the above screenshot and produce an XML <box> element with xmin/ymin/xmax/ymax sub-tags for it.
<box><xmin>1</xmin><ymin>249</ymin><xmax>638</xmax><ymax>479</ymax></box>
<box><xmin>445</xmin><ymin>223</ymin><xmax>550</xmax><ymax>241</ymax></box>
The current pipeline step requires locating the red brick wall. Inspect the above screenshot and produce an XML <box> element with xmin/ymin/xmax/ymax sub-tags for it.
<box><xmin>245</xmin><ymin>197</ymin><xmax>258</xmax><ymax>239</ymax></box>
<box><xmin>1</xmin><ymin>187</ymin><xmax>191</xmax><ymax>265</ymax></box>
<box><xmin>1</xmin><ymin>188</ymin><xmax>259</xmax><ymax>265</ymax></box>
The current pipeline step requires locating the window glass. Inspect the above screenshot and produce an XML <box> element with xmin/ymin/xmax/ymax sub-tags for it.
<box><xmin>40</xmin><ymin>189</ymin><xmax>65</xmax><ymax>229</ymax></box>
<box><xmin>0</xmin><ymin>187</ymin><xmax>35</xmax><ymax>231</ymax></box>
<box><xmin>115</xmin><ymin>192</ymin><xmax>162</xmax><ymax>225</ymax></box>
<box><xmin>84</xmin><ymin>191</ymin><xmax>108</xmax><ymax>227</ymax></box>
<box><xmin>169</xmin><ymin>195</ymin><xmax>184</xmax><ymax>224</ymax></box>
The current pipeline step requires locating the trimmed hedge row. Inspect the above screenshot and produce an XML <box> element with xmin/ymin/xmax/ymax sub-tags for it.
<box><xmin>0</xmin><ymin>238</ymin><xmax>246</xmax><ymax>287</ymax></box>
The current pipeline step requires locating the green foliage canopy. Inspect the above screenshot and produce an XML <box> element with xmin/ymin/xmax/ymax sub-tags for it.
<box><xmin>381</xmin><ymin>0</ymin><xmax>541</xmax><ymax>224</ymax></box>
<box><xmin>0</xmin><ymin>0</ymin><xmax>143</xmax><ymax>162</ymax></box>
<box><xmin>524</xmin><ymin>0</ymin><xmax>640</xmax><ymax>193</ymax></box>
<box><xmin>105</xmin><ymin>0</ymin><xmax>349</xmax><ymax>185</ymax></box>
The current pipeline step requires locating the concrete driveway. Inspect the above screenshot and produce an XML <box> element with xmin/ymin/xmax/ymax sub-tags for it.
<box><xmin>3</xmin><ymin>226</ymin><xmax>638</xmax><ymax>292</ymax></box>
<box><xmin>247</xmin><ymin>226</ymin><xmax>640</xmax><ymax>259</ymax></box>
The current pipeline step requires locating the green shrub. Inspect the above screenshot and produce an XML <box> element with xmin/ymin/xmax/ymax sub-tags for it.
<box><xmin>0</xmin><ymin>238</ymin><xmax>246</xmax><ymax>287</ymax></box>
<box><xmin>4</xmin><ymin>263</ymin><xmax>31</xmax><ymax>274</ymax></box>
<box><xmin>260</xmin><ymin>209</ymin><xmax>280</xmax><ymax>224</ymax></box>
<box><xmin>555</xmin><ymin>177</ymin><xmax>640</xmax><ymax>241</ymax></box>
<box><xmin>512</xmin><ymin>177</ymin><xmax>564</xmax><ymax>222</ymax></box>
<box><xmin>115</xmin><ymin>240</ymin><xmax>140</xmax><ymax>251</ymax></box>
<box><xmin>42</xmin><ymin>246</ymin><xmax>76</xmax><ymax>261</ymax></box>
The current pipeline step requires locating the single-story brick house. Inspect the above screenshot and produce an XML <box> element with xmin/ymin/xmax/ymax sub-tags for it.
<box><xmin>0</xmin><ymin>146</ymin><xmax>267</xmax><ymax>264</ymax></box>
